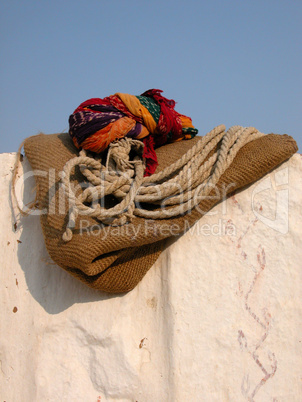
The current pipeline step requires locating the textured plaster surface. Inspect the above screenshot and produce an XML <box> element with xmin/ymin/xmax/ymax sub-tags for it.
<box><xmin>1</xmin><ymin>152</ymin><xmax>301</xmax><ymax>402</ymax></box>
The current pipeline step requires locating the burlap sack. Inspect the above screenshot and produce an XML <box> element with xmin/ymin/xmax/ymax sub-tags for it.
<box><xmin>23</xmin><ymin>132</ymin><xmax>297</xmax><ymax>292</ymax></box>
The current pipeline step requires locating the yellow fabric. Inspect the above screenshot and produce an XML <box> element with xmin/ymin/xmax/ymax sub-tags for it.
<box><xmin>136</xmin><ymin>125</ymin><xmax>150</xmax><ymax>139</ymax></box>
<box><xmin>115</xmin><ymin>93</ymin><xmax>157</xmax><ymax>133</ymax></box>
<box><xmin>179</xmin><ymin>115</ymin><xmax>195</xmax><ymax>128</ymax></box>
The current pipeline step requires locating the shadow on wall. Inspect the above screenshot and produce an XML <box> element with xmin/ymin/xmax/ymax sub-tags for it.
<box><xmin>12</xmin><ymin>158</ymin><xmax>124</xmax><ymax>315</ymax></box>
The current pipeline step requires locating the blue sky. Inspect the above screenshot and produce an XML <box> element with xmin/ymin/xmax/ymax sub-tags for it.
<box><xmin>1</xmin><ymin>0</ymin><xmax>301</xmax><ymax>153</ymax></box>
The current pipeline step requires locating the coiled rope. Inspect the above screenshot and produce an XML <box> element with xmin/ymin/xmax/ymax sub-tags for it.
<box><xmin>61</xmin><ymin>124</ymin><xmax>264</xmax><ymax>242</ymax></box>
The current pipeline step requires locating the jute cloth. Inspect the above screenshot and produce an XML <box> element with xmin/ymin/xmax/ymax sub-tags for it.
<box><xmin>23</xmin><ymin>132</ymin><xmax>297</xmax><ymax>293</ymax></box>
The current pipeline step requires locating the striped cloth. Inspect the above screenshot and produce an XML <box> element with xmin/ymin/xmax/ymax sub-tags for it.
<box><xmin>69</xmin><ymin>89</ymin><xmax>198</xmax><ymax>175</ymax></box>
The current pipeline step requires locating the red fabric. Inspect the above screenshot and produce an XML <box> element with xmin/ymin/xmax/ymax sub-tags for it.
<box><xmin>141</xmin><ymin>89</ymin><xmax>183</xmax><ymax>146</ymax></box>
<box><xmin>73</xmin><ymin>97</ymin><xmax>111</xmax><ymax>113</ymax></box>
<box><xmin>142</xmin><ymin>135</ymin><xmax>158</xmax><ymax>176</ymax></box>
<box><xmin>108</xmin><ymin>95</ymin><xmax>143</xmax><ymax>123</ymax></box>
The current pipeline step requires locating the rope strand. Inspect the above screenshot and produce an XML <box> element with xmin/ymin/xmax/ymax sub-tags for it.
<box><xmin>60</xmin><ymin>125</ymin><xmax>264</xmax><ymax>241</ymax></box>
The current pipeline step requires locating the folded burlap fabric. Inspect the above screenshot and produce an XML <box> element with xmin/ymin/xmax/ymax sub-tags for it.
<box><xmin>22</xmin><ymin>126</ymin><xmax>297</xmax><ymax>293</ymax></box>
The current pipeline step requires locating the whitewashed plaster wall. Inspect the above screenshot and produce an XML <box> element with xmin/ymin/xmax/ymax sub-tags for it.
<box><xmin>1</xmin><ymin>152</ymin><xmax>302</xmax><ymax>402</ymax></box>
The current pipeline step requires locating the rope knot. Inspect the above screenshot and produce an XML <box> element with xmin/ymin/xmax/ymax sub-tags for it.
<box><xmin>61</xmin><ymin>126</ymin><xmax>265</xmax><ymax>242</ymax></box>
<box><xmin>107</xmin><ymin>139</ymin><xmax>144</xmax><ymax>172</ymax></box>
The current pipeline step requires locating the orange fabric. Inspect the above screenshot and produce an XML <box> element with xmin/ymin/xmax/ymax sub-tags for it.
<box><xmin>80</xmin><ymin>117</ymin><xmax>136</xmax><ymax>153</ymax></box>
<box><xmin>179</xmin><ymin>115</ymin><xmax>195</xmax><ymax>128</ymax></box>
<box><xmin>115</xmin><ymin>93</ymin><xmax>157</xmax><ymax>133</ymax></box>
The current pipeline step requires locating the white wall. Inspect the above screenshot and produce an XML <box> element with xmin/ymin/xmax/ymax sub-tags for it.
<box><xmin>1</xmin><ymin>153</ymin><xmax>302</xmax><ymax>402</ymax></box>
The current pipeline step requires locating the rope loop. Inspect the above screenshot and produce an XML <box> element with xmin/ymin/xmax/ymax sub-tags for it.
<box><xmin>61</xmin><ymin>125</ymin><xmax>264</xmax><ymax>241</ymax></box>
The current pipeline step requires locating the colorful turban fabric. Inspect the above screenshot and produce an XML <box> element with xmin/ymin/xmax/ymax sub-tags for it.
<box><xmin>69</xmin><ymin>89</ymin><xmax>198</xmax><ymax>176</ymax></box>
